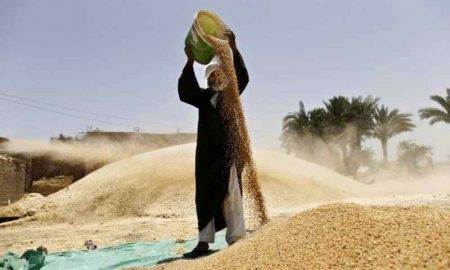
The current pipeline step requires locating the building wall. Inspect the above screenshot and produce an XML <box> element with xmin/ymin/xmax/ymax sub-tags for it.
<box><xmin>0</xmin><ymin>155</ymin><xmax>26</xmax><ymax>206</ymax></box>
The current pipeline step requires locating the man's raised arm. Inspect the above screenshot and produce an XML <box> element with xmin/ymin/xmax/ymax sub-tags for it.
<box><xmin>178</xmin><ymin>46</ymin><xmax>214</xmax><ymax>108</ymax></box>
<box><xmin>226</xmin><ymin>29</ymin><xmax>249</xmax><ymax>95</ymax></box>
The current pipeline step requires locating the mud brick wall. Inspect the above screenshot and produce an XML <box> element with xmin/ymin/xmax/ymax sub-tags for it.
<box><xmin>0</xmin><ymin>155</ymin><xmax>26</xmax><ymax>206</ymax></box>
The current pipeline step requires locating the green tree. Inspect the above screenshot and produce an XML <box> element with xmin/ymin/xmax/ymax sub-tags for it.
<box><xmin>323</xmin><ymin>96</ymin><xmax>379</xmax><ymax>174</ymax></box>
<box><xmin>323</xmin><ymin>96</ymin><xmax>351</xmax><ymax>135</ymax></box>
<box><xmin>281</xmin><ymin>101</ymin><xmax>310</xmax><ymax>155</ymax></box>
<box><xmin>371</xmin><ymin>105</ymin><xmax>415</xmax><ymax>163</ymax></box>
<box><xmin>281</xmin><ymin>102</ymin><xmax>338</xmax><ymax>168</ymax></box>
<box><xmin>397</xmin><ymin>141</ymin><xmax>433</xmax><ymax>172</ymax></box>
<box><xmin>307</xmin><ymin>108</ymin><xmax>329</xmax><ymax>138</ymax></box>
<box><xmin>281</xmin><ymin>96</ymin><xmax>389</xmax><ymax>176</ymax></box>
<box><xmin>322</xmin><ymin>96</ymin><xmax>352</xmax><ymax>173</ymax></box>
<box><xmin>418</xmin><ymin>88</ymin><xmax>450</xmax><ymax>125</ymax></box>
<box><xmin>348</xmin><ymin>96</ymin><xmax>379</xmax><ymax>154</ymax></box>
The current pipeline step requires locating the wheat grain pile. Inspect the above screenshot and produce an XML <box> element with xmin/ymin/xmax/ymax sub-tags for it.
<box><xmin>207</xmin><ymin>36</ymin><xmax>268</xmax><ymax>226</ymax></box>
<box><xmin>153</xmin><ymin>203</ymin><xmax>450</xmax><ymax>270</ymax></box>
<box><xmin>0</xmin><ymin>145</ymin><xmax>367</xmax><ymax>253</ymax></box>
<box><xmin>4</xmin><ymin>144</ymin><xmax>363</xmax><ymax>223</ymax></box>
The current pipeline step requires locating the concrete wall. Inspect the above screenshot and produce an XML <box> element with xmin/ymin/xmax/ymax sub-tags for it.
<box><xmin>0</xmin><ymin>155</ymin><xmax>26</xmax><ymax>206</ymax></box>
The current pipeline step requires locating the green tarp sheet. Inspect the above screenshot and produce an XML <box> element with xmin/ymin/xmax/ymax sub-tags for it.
<box><xmin>0</xmin><ymin>252</ymin><xmax>27</xmax><ymax>270</ymax></box>
<box><xmin>0</xmin><ymin>249</ymin><xmax>45</xmax><ymax>270</ymax></box>
<box><xmin>42</xmin><ymin>231</ymin><xmax>228</xmax><ymax>270</ymax></box>
<box><xmin>2</xmin><ymin>231</ymin><xmax>234</xmax><ymax>270</ymax></box>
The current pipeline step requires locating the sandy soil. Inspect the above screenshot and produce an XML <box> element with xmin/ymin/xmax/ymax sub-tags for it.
<box><xmin>0</xmin><ymin>215</ymin><xmax>197</xmax><ymax>254</ymax></box>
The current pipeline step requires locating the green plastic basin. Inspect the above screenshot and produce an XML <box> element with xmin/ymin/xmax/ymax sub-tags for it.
<box><xmin>185</xmin><ymin>10</ymin><xmax>227</xmax><ymax>65</ymax></box>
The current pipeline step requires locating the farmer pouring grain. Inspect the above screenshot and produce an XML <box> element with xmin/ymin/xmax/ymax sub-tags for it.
<box><xmin>178</xmin><ymin>24</ymin><xmax>249</xmax><ymax>258</ymax></box>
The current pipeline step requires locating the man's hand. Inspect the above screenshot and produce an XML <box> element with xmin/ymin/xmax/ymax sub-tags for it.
<box><xmin>184</xmin><ymin>44</ymin><xmax>195</xmax><ymax>65</ymax></box>
<box><xmin>225</xmin><ymin>28</ymin><xmax>237</xmax><ymax>51</ymax></box>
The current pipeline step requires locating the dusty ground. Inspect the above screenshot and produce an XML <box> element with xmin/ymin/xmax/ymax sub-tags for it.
<box><xmin>0</xmin><ymin>215</ymin><xmax>197</xmax><ymax>253</ymax></box>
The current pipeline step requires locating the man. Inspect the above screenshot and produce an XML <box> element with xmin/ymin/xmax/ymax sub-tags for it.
<box><xmin>178</xmin><ymin>29</ymin><xmax>249</xmax><ymax>258</ymax></box>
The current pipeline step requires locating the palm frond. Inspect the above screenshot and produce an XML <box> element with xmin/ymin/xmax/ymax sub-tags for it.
<box><xmin>418</xmin><ymin>89</ymin><xmax>450</xmax><ymax>125</ymax></box>
<box><xmin>418</xmin><ymin>107</ymin><xmax>450</xmax><ymax>124</ymax></box>
<box><xmin>430</xmin><ymin>95</ymin><xmax>450</xmax><ymax>113</ymax></box>
<box><xmin>371</xmin><ymin>105</ymin><xmax>415</xmax><ymax>140</ymax></box>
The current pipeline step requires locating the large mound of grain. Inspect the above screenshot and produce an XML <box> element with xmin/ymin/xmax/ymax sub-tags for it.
<box><xmin>26</xmin><ymin>144</ymin><xmax>365</xmax><ymax>223</ymax></box>
<box><xmin>155</xmin><ymin>203</ymin><xmax>450</xmax><ymax>270</ymax></box>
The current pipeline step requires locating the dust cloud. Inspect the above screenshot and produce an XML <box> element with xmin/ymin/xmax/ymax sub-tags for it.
<box><xmin>281</xmin><ymin>125</ymin><xmax>363</xmax><ymax>174</ymax></box>
<box><xmin>1</xmin><ymin>139</ymin><xmax>147</xmax><ymax>164</ymax></box>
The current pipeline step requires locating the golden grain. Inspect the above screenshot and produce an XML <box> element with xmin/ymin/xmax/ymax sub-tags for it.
<box><xmin>154</xmin><ymin>203</ymin><xmax>450</xmax><ymax>269</ymax></box>
<box><xmin>207</xmin><ymin>36</ymin><xmax>269</xmax><ymax>226</ymax></box>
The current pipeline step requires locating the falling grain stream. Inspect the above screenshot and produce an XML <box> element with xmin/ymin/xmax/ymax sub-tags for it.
<box><xmin>206</xmin><ymin>36</ymin><xmax>269</xmax><ymax>226</ymax></box>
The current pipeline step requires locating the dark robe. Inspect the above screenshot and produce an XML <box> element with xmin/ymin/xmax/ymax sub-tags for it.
<box><xmin>178</xmin><ymin>50</ymin><xmax>249</xmax><ymax>232</ymax></box>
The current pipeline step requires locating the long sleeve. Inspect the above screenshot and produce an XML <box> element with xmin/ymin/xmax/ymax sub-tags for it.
<box><xmin>178</xmin><ymin>62</ymin><xmax>214</xmax><ymax>108</ymax></box>
<box><xmin>232</xmin><ymin>50</ymin><xmax>249</xmax><ymax>95</ymax></box>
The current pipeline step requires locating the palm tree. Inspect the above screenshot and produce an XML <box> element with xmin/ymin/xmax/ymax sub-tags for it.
<box><xmin>323</xmin><ymin>96</ymin><xmax>379</xmax><ymax>174</ymax></box>
<box><xmin>281</xmin><ymin>101</ymin><xmax>309</xmax><ymax>155</ymax></box>
<box><xmin>419</xmin><ymin>88</ymin><xmax>450</xmax><ymax>125</ymax></box>
<box><xmin>371</xmin><ymin>105</ymin><xmax>415</xmax><ymax>163</ymax></box>
<box><xmin>323</xmin><ymin>96</ymin><xmax>351</xmax><ymax>135</ymax></box>
<box><xmin>307</xmin><ymin>108</ymin><xmax>329</xmax><ymax>138</ymax></box>
<box><xmin>397</xmin><ymin>141</ymin><xmax>433</xmax><ymax>172</ymax></box>
<box><xmin>323</xmin><ymin>96</ymin><xmax>353</xmax><ymax>174</ymax></box>
<box><xmin>281</xmin><ymin>102</ymin><xmax>341</xmax><ymax>169</ymax></box>
<box><xmin>348</xmin><ymin>96</ymin><xmax>380</xmax><ymax>154</ymax></box>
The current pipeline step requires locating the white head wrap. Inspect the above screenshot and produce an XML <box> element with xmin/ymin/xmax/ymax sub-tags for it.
<box><xmin>205</xmin><ymin>64</ymin><xmax>221</xmax><ymax>80</ymax></box>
